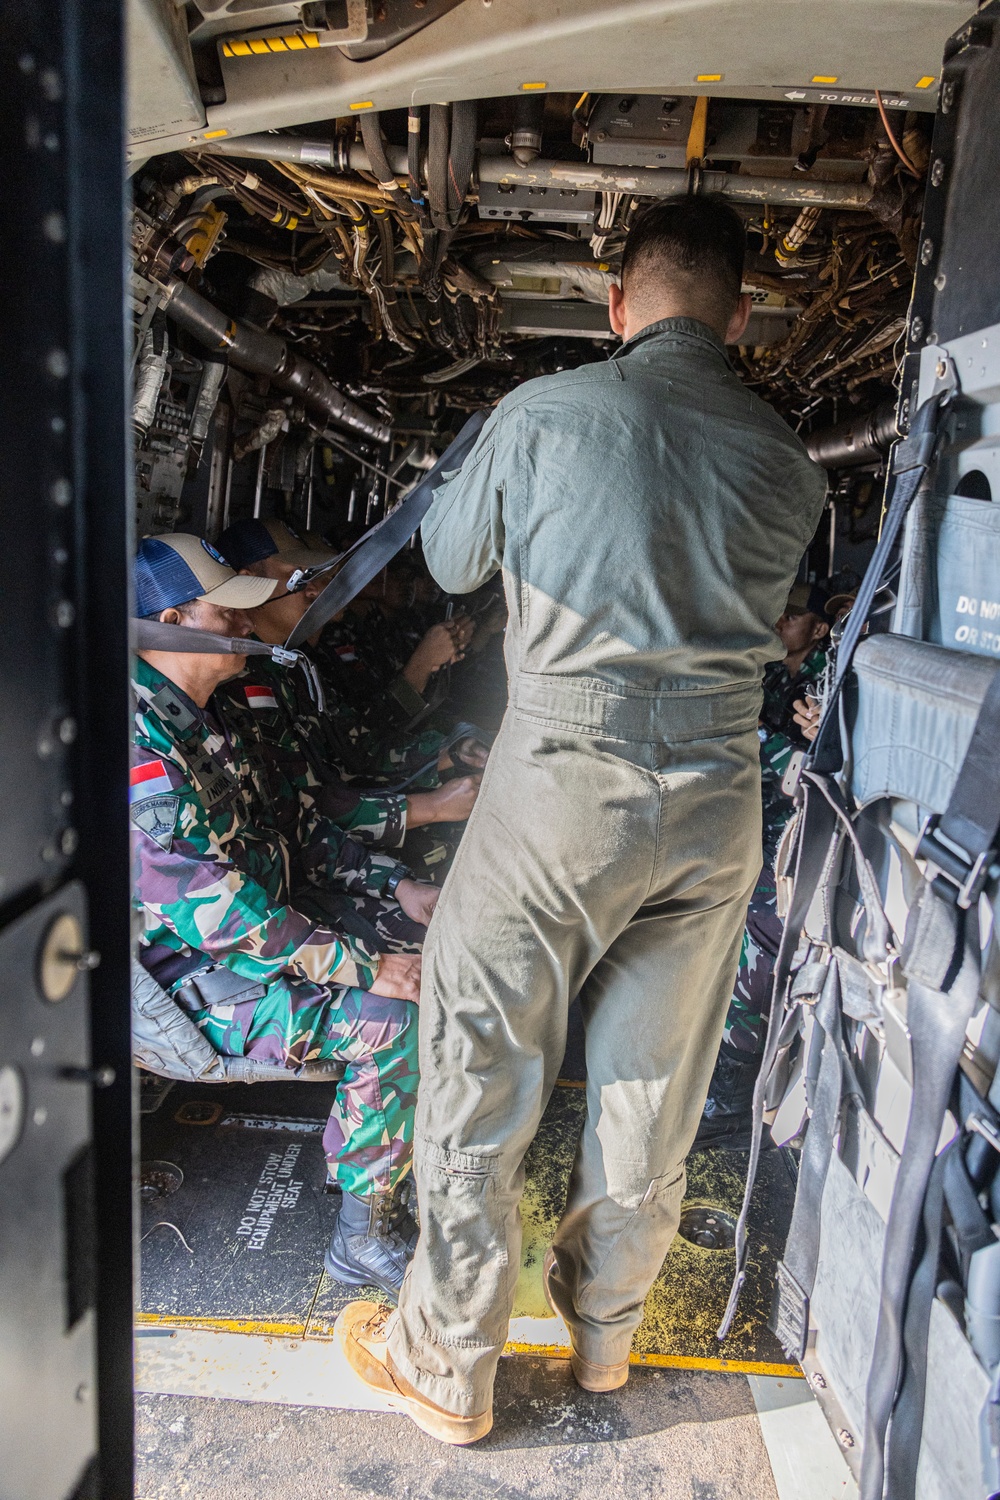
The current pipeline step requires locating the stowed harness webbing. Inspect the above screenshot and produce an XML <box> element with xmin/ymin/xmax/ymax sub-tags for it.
<box><xmin>717</xmin><ymin>379</ymin><xmax>958</xmax><ymax>1345</ymax></box>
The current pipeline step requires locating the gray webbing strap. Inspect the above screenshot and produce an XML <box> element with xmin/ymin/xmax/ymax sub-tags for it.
<box><xmin>717</xmin><ymin>777</ymin><xmax>838</xmax><ymax>1339</ymax></box>
<box><xmin>132</xmin><ymin>618</ymin><xmax>293</xmax><ymax>659</ymax></box>
<box><xmin>883</xmin><ymin>1137</ymin><xmax>954</xmax><ymax>1500</ymax></box>
<box><xmin>859</xmin><ymin>892</ymin><xmax>980</xmax><ymax>1500</ymax></box>
<box><xmin>285</xmin><ymin>408</ymin><xmax>489</xmax><ymax>648</ymax></box>
<box><xmin>719</xmin><ymin>767</ymin><xmax>892</xmax><ymax>1343</ymax></box>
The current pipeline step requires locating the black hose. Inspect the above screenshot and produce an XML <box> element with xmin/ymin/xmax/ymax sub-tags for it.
<box><xmin>357</xmin><ymin>111</ymin><xmax>414</xmax><ymax>219</ymax></box>
<box><xmin>447</xmin><ymin>99</ymin><xmax>478</xmax><ymax>225</ymax></box>
<box><xmin>159</xmin><ymin>278</ymin><xmax>390</xmax><ymax>442</ymax></box>
<box><xmin>407</xmin><ymin>106</ymin><xmax>423</xmax><ymax>208</ymax></box>
<box><xmin>510</xmin><ymin>94</ymin><xmax>544</xmax><ymax>165</ymax></box>
<box><xmin>428</xmin><ymin>103</ymin><xmax>451</xmax><ymax>231</ymax></box>
<box><xmin>805</xmin><ymin>401</ymin><xmax>898</xmax><ymax>470</ymax></box>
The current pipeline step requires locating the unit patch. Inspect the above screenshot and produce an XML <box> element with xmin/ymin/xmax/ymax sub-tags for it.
<box><xmin>131</xmin><ymin>793</ymin><xmax>180</xmax><ymax>850</ymax></box>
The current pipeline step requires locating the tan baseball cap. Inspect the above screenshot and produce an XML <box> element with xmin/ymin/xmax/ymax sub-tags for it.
<box><xmin>135</xmin><ymin>533</ymin><xmax>278</xmax><ymax>617</ymax></box>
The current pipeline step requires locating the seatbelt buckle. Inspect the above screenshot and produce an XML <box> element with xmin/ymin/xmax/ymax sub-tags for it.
<box><xmin>916</xmin><ymin>813</ymin><xmax>995</xmax><ymax>910</ymax></box>
<box><xmin>286</xmin><ymin>568</ymin><xmax>309</xmax><ymax>593</ymax></box>
<box><xmin>269</xmin><ymin>647</ymin><xmax>299</xmax><ymax>667</ymax></box>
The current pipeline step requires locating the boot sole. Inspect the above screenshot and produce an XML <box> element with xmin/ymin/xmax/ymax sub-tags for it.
<box><xmin>337</xmin><ymin>1304</ymin><xmax>492</xmax><ymax>1446</ymax></box>
<box><xmin>541</xmin><ymin>1250</ymin><xmax>630</xmax><ymax>1393</ymax></box>
<box><xmin>386</xmin><ymin>1392</ymin><xmax>494</xmax><ymax>1446</ymax></box>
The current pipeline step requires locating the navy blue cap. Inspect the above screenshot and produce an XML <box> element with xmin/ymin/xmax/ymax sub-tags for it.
<box><xmin>134</xmin><ymin>534</ymin><xmax>276</xmax><ymax>618</ymax></box>
<box><xmin>218</xmin><ymin>518</ymin><xmax>279</xmax><ymax>571</ymax></box>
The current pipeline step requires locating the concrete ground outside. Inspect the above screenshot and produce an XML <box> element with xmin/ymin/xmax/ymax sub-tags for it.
<box><xmin>135</xmin><ymin>1353</ymin><xmax>780</xmax><ymax>1500</ymax></box>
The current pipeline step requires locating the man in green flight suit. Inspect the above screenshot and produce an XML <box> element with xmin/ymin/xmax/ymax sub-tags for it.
<box><xmin>131</xmin><ymin>532</ymin><xmax>430</xmax><ymax>1297</ymax></box>
<box><xmin>337</xmin><ymin>196</ymin><xmax>828</xmax><ymax>1441</ymax></box>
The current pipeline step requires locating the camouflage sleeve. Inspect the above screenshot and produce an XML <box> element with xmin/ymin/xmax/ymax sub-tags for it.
<box><xmin>297</xmin><ymin>804</ymin><xmax>409</xmax><ymax>899</ymax></box>
<box><xmin>759</xmin><ymin>728</ymin><xmax>796</xmax><ymax>789</ymax></box>
<box><xmin>130</xmin><ymin>743</ymin><xmax>378</xmax><ymax>990</ymax></box>
<box><xmin>310</xmin><ymin>779</ymin><xmax>408</xmax><ymax>849</ymax></box>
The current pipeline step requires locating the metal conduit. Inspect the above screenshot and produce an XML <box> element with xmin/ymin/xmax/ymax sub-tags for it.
<box><xmin>157</xmin><ymin>277</ymin><xmax>390</xmax><ymax>443</ymax></box>
<box><xmin>198</xmin><ymin>135</ymin><xmax>874</xmax><ymax>211</ymax></box>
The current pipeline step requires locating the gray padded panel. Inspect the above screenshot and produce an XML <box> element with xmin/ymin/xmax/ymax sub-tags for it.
<box><xmin>811</xmin><ymin>1151</ymin><xmax>989</xmax><ymax>1500</ymax></box>
<box><xmin>850</xmin><ymin>634</ymin><xmax>1000</xmax><ymax>813</ymax></box>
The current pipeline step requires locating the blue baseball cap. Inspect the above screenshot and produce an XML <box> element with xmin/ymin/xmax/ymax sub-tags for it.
<box><xmin>135</xmin><ymin>533</ymin><xmax>277</xmax><ymax>618</ymax></box>
<box><xmin>219</xmin><ymin>517</ymin><xmax>339</xmax><ymax>572</ymax></box>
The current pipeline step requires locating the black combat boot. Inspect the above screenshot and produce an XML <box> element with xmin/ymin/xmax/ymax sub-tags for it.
<box><xmin>324</xmin><ymin>1181</ymin><xmax>418</xmax><ymax>1300</ymax></box>
<box><xmin>692</xmin><ymin>1046</ymin><xmax>771</xmax><ymax>1153</ymax></box>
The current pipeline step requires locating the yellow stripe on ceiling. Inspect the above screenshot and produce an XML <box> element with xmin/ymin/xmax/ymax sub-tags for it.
<box><xmin>916</xmin><ymin>75</ymin><xmax>936</xmax><ymax>88</ymax></box>
<box><xmin>811</xmin><ymin>74</ymin><xmax>838</xmax><ymax>84</ymax></box>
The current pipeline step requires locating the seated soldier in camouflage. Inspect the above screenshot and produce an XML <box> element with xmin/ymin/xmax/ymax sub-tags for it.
<box><xmin>695</xmin><ymin>581</ymin><xmax>831</xmax><ymax>1150</ymax></box>
<box><xmin>221</xmin><ymin>519</ymin><xmax>481</xmax><ymax>783</ymax></box>
<box><xmin>131</xmin><ymin>533</ymin><xmax>430</xmax><ymax>1298</ymax></box>
<box><xmin>218</xmin><ymin>518</ymin><xmax>485</xmax><ymax>880</ymax></box>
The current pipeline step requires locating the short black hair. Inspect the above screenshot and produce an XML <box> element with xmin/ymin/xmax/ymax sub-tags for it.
<box><xmin>620</xmin><ymin>195</ymin><xmax>746</xmax><ymax>313</ymax></box>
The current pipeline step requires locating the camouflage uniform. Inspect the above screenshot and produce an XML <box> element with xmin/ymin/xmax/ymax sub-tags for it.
<box><xmin>722</xmin><ymin>645</ymin><xmax>829</xmax><ymax>1056</ymax></box>
<box><xmin>312</xmin><ymin>621</ymin><xmax>445</xmax><ymax>771</ymax></box>
<box><xmin>130</xmin><ymin>655</ymin><xmax>419</xmax><ymax>1194</ymax></box>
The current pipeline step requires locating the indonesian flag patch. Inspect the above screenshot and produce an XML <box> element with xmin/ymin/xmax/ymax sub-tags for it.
<box><xmin>129</xmin><ymin>760</ymin><xmax>174</xmax><ymax>802</ymax></box>
<box><xmin>244</xmin><ymin>684</ymin><xmax>278</xmax><ymax>711</ymax></box>
<box><xmin>335</xmin><ymin>645</ymin><xmax>357</xmax><ymax>663</ymax></box>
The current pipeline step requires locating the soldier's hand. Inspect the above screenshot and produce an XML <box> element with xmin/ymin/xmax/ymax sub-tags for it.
<box><xmin>369</xmin><ymin>953</ymin><xmax>422</xmax><ymax>1004</ymax></box>
<box><xmin>415</xmin><ymin>622</ymin><xmax>464</xmax><ymax>673</ymax></box>
<box><xmin>408</xmin><ymin>776</ymin><xmax>481</xmax><ymax>826</ymax></box>
<box><xmin>792</xmin><ymin>697</ymin><xmax>821</xmax><ymax>742</ymax></box>
<box><xmin>393</xmin><ymin>878</ymin><xmax>440</xmax><ymax>928</ymax></box>
<box><xmin>454</xmin><ymin>736</ymin><xmax>489</xmax><ymax>770</ymax></box>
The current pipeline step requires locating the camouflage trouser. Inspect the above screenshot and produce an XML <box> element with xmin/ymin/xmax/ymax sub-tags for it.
<box><xmin>720</xmin><ymin>861</ymin><xmax>784</xmax><ymax>1058</ymax></box>
<box><xmin>178</xmin><ymin>977</ymin><xmax>418</xmax><ymax>1196</ymax></box>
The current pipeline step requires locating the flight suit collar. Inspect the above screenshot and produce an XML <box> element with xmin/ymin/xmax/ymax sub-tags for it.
<box><xmin>612</xmin><ymin>315</ymin><xmax>731</xmax><ymax>366</ymax></box>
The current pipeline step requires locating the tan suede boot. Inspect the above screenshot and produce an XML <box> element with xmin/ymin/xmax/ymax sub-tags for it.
<box><xmin>336</xmin><ymin>1301</ymin><xmax>493</xmax><ymax>1445</ymax></box>
<box><xmin>542</xmin><ymin>1249</ymin><xmax>630</xmax><ymax>1393</ymax></box>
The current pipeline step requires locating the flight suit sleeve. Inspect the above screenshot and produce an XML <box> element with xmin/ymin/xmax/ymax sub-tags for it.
<box><xmin>130</xmin><ymin>745</ymin><xmax>379</xmax><ymax>991</ymax></box>
<box><xmin>420</xmin><ymin>407</ymin><xmax>508</xmax><ymax>595</ymax></box>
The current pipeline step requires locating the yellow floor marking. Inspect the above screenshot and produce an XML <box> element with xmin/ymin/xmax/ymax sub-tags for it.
<box><xmin>137</xmin><ymin>1312</ymin><xmax>308</xmax><ymax>1338</ymax></box>
<box><xmin>504</xmin><ymin>1341</ymin><xmax>804</xmax><ymax>1377</ymax></box>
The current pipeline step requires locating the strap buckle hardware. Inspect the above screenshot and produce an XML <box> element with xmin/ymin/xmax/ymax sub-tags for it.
<box><xmin>269</xmin><ymin>647</ymin><xmax>299</xmax><ymax>667</ymax></box>
<box><xmin>916</xmin><ymin>814</ymin><xmax>995</xmax><ymax>910</ymax></box>
<box><xmin>286</xmin><ymin>569</ymin><xmax>308</xmax><ymax>594</ymax></box>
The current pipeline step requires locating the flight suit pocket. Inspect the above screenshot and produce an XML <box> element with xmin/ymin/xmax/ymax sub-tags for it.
<box><xmin>413</xmin><ymin>1138</ymin><xmax>509</xmax><ymax>1348</ymax></box>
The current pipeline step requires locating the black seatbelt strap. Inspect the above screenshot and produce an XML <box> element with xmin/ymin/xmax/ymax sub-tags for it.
<box><xmin>284</xmin><ymin>408</ymin><xmax>489</xmax><ymax>649</ymax></box>
<box><xmin>812</xmin><ymin>377</ymin><xmax>955</xmax><ymax>775</ymax></box>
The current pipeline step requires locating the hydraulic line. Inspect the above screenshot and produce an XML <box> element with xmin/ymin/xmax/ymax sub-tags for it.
<box><xmin>447</xmin><ymin>99</ymin><xmax>478</xmax><ymax>223</ymax></box>
<box><xmin>155</xmin><ymin>275</ymin><xmax>390</xmax><ymax>442</ymax></box>
<box><xmin>427</xmin><ymin>104</ymin><xmax>451</xmax><ymax>231</ymax></box>
<box><xmin>198</xmin><ymin>136</ymin><xmax>875</xmax><ymax>211</ymax></box>
<box><xmin>805</xmin><ymin>401</ymin><xmax>898</xmax><ymax>469</ymax></box>
<box><xmin>407</xmin><ymin>107</ymin><xmax>423</xmax><ymax>207</ymax></box>
<box><xmin>510</xmin><ymin>94</ymin><xmax>544</xmax><ymax>166</ymax></box>
<box><xmin>358</xmin><ymin>110</ymin><xmax>415</xmax><ymax>219</ymax></box>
